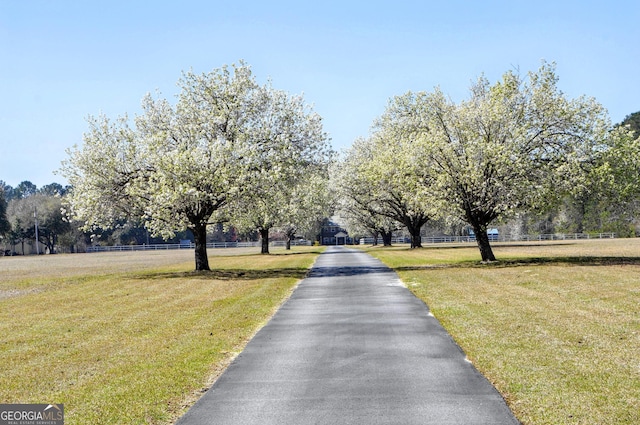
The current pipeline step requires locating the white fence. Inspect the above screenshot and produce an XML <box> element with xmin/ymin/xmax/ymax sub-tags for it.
<box><xmin>86</xmin><ymin>240</ymin><xmax>312</xmax><ymax>253</ymax></box>
<box><xmin>87</xmin><ymin>233</ymin><xmax>617</xmax><ymax>252</ymax></box>
<box><xmin>358</xmin><ymin>237</ymin><xmax>411</xmax><ymax>245</ymax></box>
<box><xmin>359</xmin><ymin>233</ymin><xmax>616</xmax><ymax>245</ymax></box>
<box><xmin>494</xmin><ymin>232</ymin><xmax>615</xmax><ymax>242</ymax></box>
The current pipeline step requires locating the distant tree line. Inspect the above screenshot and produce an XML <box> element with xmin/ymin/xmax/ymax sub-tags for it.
<box><xmin>0</xmin><ymin>181</ymin><xmax>73</xmax><ymax>255</ymax></box>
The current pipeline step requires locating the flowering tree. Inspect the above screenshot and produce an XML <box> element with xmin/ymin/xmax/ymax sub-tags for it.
<box><xmin>336</xmin><ymin>127</ymin><xmax>433</xmax><ymax>249</ymax></box>
<box><xmin>332</xmin><ymin>140</ymin><xmax>400</xmax><ymax>246</ymax></box>
<box><xmin>62</xmin><ymin>63</ymin><xmax>324</xmax><ymax>270</ymax></box>
<box><xmin>585</xmin><ymin>126</ymin><xmax>640</xmax><ymax>233</ymax></box>
<box><xmin>417</xmin><ymin>62</ymin><xmax>610</xmax><ymax>261</ymax></box>
<box><xmin>228</xmin><ymin>85</ymin><xmax>331</xmax><ymax>254</ymax></box>
<box><xmin>276</xmin><ymin>171</ymin><xmax>332</xmax><ymax>250</ymax></box>
<box><xmin>369</xmin><ymin>93</ymin><xmax>442</xmax><ymax>248</ymax></box>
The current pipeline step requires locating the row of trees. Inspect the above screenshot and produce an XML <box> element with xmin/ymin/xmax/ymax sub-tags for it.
<box><xmin>0</xmin><ymin>177</ymin><xmax>329</xmax><ymax>257</ymax></box>
<box><xmin>0</xmin><ymin>181</ymin><xmax>76</xmax><ymax>255</ymax></box>
<box><xmin>3</xmin><ymin>61</ymin><xmax>638</xmax><ymax>266</ymax></box>
<box><xmin>333</xmin><ymin>62</ymin><xmax>640</xmax><ymax>261</ymax></box>
<box><xmin>60</xmin><ymin>62</ymin><xmax>333</xmax><ymax>270</ymax></box>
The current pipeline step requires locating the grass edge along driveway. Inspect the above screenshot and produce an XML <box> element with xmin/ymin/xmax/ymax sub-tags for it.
<box><xmin>0</xmin><ymin>247</ymin><xmax>323</xmax><ymax>425</ymax></box>
<box><xmin>364</xmin><ymin>239</ymin><xmax>640</xmax><ymax>425</ymax></box>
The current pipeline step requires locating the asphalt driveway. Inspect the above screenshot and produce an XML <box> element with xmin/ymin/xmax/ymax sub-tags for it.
<box><xmin>175</xmin><ymin>246</ymin><xmax>520</xmax><ymax>424</ymax></box>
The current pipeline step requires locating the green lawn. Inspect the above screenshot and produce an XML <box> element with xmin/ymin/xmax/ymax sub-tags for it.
<box><xmin>363</xmin><ymin>239</ymin><xmax>640</xmax><ymax>425</ymax></box>
<box><xmin>0</xmin><ymin>247</ymin><xmax>322</xmax><ymax>425</ymax></box>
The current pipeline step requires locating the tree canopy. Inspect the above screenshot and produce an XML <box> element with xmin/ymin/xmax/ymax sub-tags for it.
<box><xmin>335</xmin><ymin>62</ymin><xmax>615</xmax><ymax>261</ymax></box>
<box><xmin>332</xmin><ymin>141</ymin><xmax>399</xmax><ymax>246</ymax></box>
<box><xmin>620</xmin><ymin>111</ymin><xmax>640</xmax><ymax>138</ymax></box>
<box><xmin>61</xmin><ymin>62</ymin><xmax>330</xmax><ymax>269</ymax></box>
<box><xmin>414</xmin><ymin>62</ymin><xmax>611</xmax><ymax>260</ymax></box>
<box><xmin>6</xmin><ymin>62</ymin><xmax>636</xmax><ymax>260</ymax></box>
<box><xmin>228</xmin><ymin>84</ymin><xmax>331</xmax><ymax>254</ymax></box>
<box><xmin>0</xmin><ymin>187</ymin><xmax>10</xmax><ymax>238</ymax></box>
<box><xmin>333</xmin><ymin>130</ymin><xmax>431</xmax><ymax>248</ymax></box>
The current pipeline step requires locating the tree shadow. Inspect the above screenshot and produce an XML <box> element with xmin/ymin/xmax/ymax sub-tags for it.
<box><xmin>270</xmin><ymin>250</ymin><xmax>326</xmax><ymax>256</ymax></box>
<box><xmin>133</xmin><ymin>249</ymin><xmax>326</xmax><ymax>281</ymax></box>
<box><xmin>210</xmin><ymin>249</ymin><xmax>326</xmax><ymax>258</ymax></box>
<box><xmin>395</xmin><ymin>256</ymin><xmax>640</xmax><ymax>272</ymax></box>
<box><xmin>314</xmin><ymin>250</ymin><xmax>352</xmax><ymax>254</ymax></box>
<box><xmin>139</xmin><ymin>264</ymin><xmax>398</xmax><ymax>281</ymax></box>
<box><xmin>307</xmin><ymin>265</ymin><xmax>393</xmax><ymax>278</ymax></box>
<box><xmin>368</xmin><ymin>242</ymin><xmax>579</xmax><ymax>251</ymax></box>
<box><xmin>136</xmin><ymin>268</ymin><xmax>311</xmax><ymax>281</ymax></box>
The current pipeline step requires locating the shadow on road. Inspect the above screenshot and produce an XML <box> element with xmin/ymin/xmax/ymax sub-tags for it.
<box><xmin>307</xmin><ymin>265</ymin><xmax>393</xmax><ymax>278</ymax></box>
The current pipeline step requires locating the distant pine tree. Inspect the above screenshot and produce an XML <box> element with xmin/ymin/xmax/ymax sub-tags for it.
<box><xmin>620</xmin><ymin>111</ymin><xmax>640</xmax><ymax>138</ymax></box>
<box><xmin>0</xmin><ymin>187</ymin><xmax>10</xmax><ymax>236</ymax></box>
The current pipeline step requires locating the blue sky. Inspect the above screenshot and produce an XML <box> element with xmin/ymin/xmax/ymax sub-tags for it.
<box><xmin>1</xmin><ymin>0</ymin><xmax>639</xmax><ymax>188</ymax></box>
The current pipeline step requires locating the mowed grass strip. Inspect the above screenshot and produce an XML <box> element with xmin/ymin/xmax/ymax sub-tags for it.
<box><xmin>364</xmin><ymin>239</ymin><xmax>640</xmax><ymax>425</ymax></box>
<box><xmin>0</xmin><ymin>247</ymin><xmax>322</xmax><ymax>425</ymax></box>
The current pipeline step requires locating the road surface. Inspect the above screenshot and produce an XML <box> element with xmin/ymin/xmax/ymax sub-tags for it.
<box><xmin>175</xmin><ymin>246</ymin><xmax>520</xmax><ymax>424</ymax></box>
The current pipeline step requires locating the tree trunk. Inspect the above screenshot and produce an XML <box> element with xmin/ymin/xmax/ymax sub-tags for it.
<box><xmin>575</xmin><ymin>195</ymin><xmax>587</xmax><ymax>234</ymax></box>
<box><xmin>192</xmin><ymin>222</ymin><xmax>210</xmax><ymax>271</ymax></box>
<box><xmin>400</xmin><ymin>212</ymin><xmax>428</xmax><ymax>249</ymax></box>
<box><xmin>408</xmin><ymin>226</ymin><xmax>422</xmax><ymax>248</ymax></box>
<box><xmin>381</xmin><ymin>230</ymin><xmax>393</xmax><ymax>246</ymax></box>
<box><xmin>371</xmin><ymin>231</ymin><xmax>379</xmax><ymax>246</ymax></box>
<box><xmin>473</xmin><ymin>225</ymin><xmax>496</xmax><ymax>262</ymax></box>
<box><xmin>259</xmin><ymin>227</ymin><xmax>270</xmax><ymax>255</ymax></box>
<box><xmin>285</xmin><ymin>230</ymin><xmax>295</xmax><ymax>250</ymax></box>
<box><xmin>45</xmin><ymin>234</ymin><xmax>55</xmax><ymax>254</ymax></box>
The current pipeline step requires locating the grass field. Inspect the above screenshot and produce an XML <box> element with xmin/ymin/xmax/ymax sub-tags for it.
<box><xmin>0</xmin><ymin>246</ymin><xmax>323</xmax><ymax>425</ymax></box>
<box><xmin>363</xmin><ymin>239</ymin><xmax>640</xmax><ymax>425</ymax></box>
<box><xmin>3</xmin><ymin>240</ymin><xmax>638</xmax><ymax>425</ymax></box>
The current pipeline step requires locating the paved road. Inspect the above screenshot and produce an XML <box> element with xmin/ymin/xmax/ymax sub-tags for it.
<box><xmin>176</xmin><ymin>246</ymin><xmax>520</xmax><ymax>425</ymax></box>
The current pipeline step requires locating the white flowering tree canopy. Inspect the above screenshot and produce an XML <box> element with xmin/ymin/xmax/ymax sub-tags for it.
<box><xmin>274</xmin><ymin>170</ymin><xmax>333</xmax><ymax>249</ymax></box>
<box><xmin>61</xmin><ymin>62</ymin><xmax>329</xmax><ymax>269</ymax></box>
<box><xmin>225</xmin><ymin>83</ymin><xmax>332</xmax><ymax>254</ymax></box>
<box><xmin>332</xmin><ymin>139</ymin><xmax>401</xmax><ymax>245</ymax></box>
<box><xmin>414</xmin><ymin>61</ymin><xmax>611</xmax><ymax>261</ymax></box>
<box><xmin>588</xmin><ymin>126</ymin><xmax>640</xmax><ymax>220</ymax></box>
<box><xmin>344</xmin><ymin>93</ymin><xmax>437</xmax><ymax>249</ymax></box>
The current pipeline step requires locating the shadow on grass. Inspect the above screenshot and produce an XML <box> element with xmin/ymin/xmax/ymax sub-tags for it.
<box><xmin>269</xmin><ymin>250</ymin><xmax>326</xmax><ymax>256</ymax></box>
<box><xmin>138</xmin><ymin>264</ymin><xmax>398</xmax><ymax>281</ymax></box>
<box><xmin>136</xmin><ymin>268</ymin><xmax>311</xmax><ymax>281</ymax></box>
<box><xmin>394</xmin><ymin>256</ymin><xmax>640</xmax><ymax>272</ymax></box>
<box><xmin>363</xmin><ymin>242</ymin><xmax>579</xmax><ymax>251</ymax></box>
<box><xmin>207</xmin><ymin>249</ymin><xmax>326</xmax><ymax>258</ymax></box>
<box><xmin>131</xmin><ymin>249</ymin><xmax>326</xmax><ymax>281</ymax></box>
